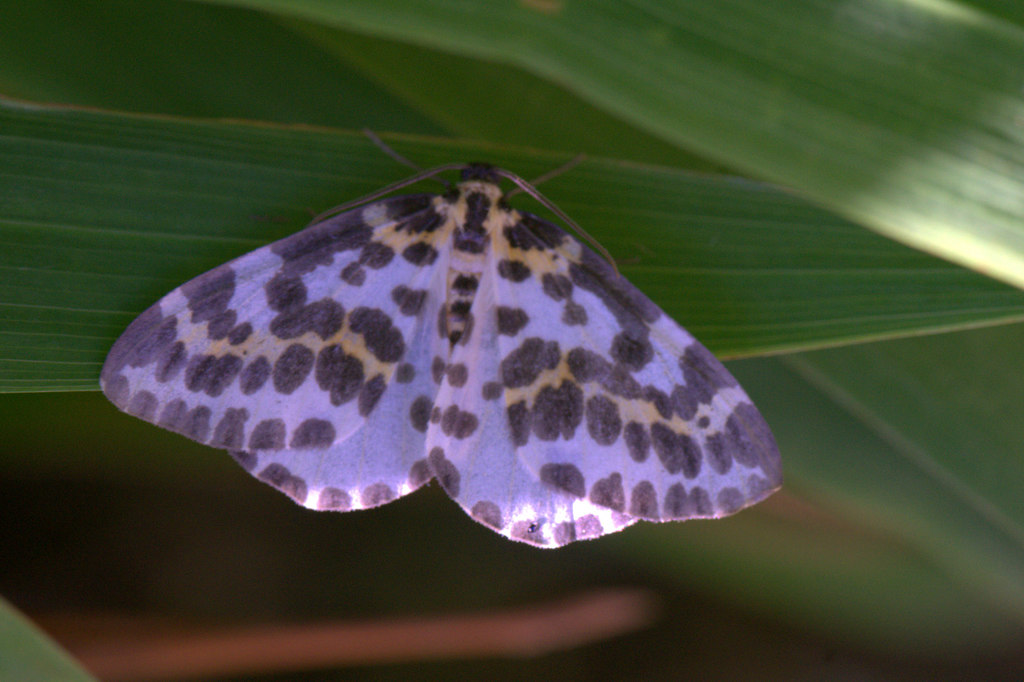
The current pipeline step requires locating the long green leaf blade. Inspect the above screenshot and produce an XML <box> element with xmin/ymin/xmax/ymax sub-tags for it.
<box><xmin>3</xmin><ymin>101</ymin><xmax>1024</xmax><ymax>391</ymax></box>
<box><xmin>210</xmin><ymin>0</ymin><xmax>1024</xmax><ymax>288</ymax></box>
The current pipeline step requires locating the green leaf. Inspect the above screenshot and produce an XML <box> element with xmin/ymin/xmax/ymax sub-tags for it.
<box><xmin>0</xmin><ymin>597</ymin><xmax>96</xmax><ymax>682</ymax></box>
<box><xmin>0</xmin><ymin>0</ymin><xmax>440</xmax><ymax>133</ymax></box>
<box><xmin>287</xmin><ymin>19</ymin><xmax>715</xmax><ymax>168</ymax></box>
<box><xmin>3</xmin><ymin>101</ymin><xmax>1022</xmax><ymax>391</ymax></box>
<box><xmin>782</xmin><ymin>325</ymin><xmax>1024</xmax><ymax>618</ymax></box>
<box><xmin>206</xmin><ymin>0</ymin><xmax>1024</xmax><ymax>288</ymax></box>
<box><xmin>0</xmin><ymin>0</ymin><xmax>715</xmax><ymax>168</ymax></box>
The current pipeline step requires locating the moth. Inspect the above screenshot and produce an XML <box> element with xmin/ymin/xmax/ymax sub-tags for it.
<box><xmin>101</xmin><ymin>163</ymin><xmax>781</xmax><ymax>547</ymax></box>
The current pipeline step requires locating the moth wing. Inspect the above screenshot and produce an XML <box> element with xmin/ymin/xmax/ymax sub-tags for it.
<box><xmin>101</xmin><ymin>194</ymin><xmax>453</xmax><ymax>510</ymax></box>
<box><xmin>425</xmin><ymin>210</ymin><xmax>780</xmax><ymax>547</ymax></box>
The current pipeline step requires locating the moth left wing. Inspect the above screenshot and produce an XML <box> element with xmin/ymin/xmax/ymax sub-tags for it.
<box><xmin>101</xmin><ymin>194</ymin><xmax>453</xmax><ymax>511</ymax></box>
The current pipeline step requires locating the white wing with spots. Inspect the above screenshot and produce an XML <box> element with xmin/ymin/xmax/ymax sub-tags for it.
<box><xmin>430</xmin><ymin>211</ymin><xmax>781</xmax><ymax>547</ymax></box>
<box><xmin>101</xmin><ymin>194</ymin><xmax>453</xmax><ymax>511</ymax></box>
<box><xmin>102</xmin><ymin>164</ymin><xmax>781</xmax><ymax>548</ymax></box>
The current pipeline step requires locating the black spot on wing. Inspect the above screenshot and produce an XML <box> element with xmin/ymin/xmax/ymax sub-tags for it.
<box><xmin>182</xmin><ymin>264</ymin><xmax>235</xmax><ymax>325</ymax></box>
<box><xmin>561</xmin><ymin>302</ymin><xmax>587</xmax><ymax>326</ymax></box>
<box><xmin>315</xmin><ymin>345</ymin><xmax>364</xmax><ymax>406</ymax></box>
<box><xmin>358</xmin><ymin>374</ymin><xmax>387</xmax><ymax>416</ymax></box>
<box><xmin>126</xmin><ymin>390</ymin><xmax>157</xmax><ymax>420</ymax></box>
<box><xmin>540</xmin><ymin>463</ymin><xmax>585</xmax><ymax>498</ymax></box>
<box><xmin>650</xmin><ymin>423</ymin><xmax>701</xmax><ymax>478</ymax></box>
<box><xmin>710</xmin><ymin>403</ymin><xmax>781</xmax><ymax>485</ymax></box>
<box><xmin>185</xmin><ymin>353</ymin><xmax>243</xmax><ymax>397</ymax></box>
<box><xmin>211</xmin><ymin>408</ymin><xmax>249</xmax><ymax>449</ymax></box>
<box><xmin>717</xmin><ymin>487</ymin><xmax>745</xmax><ymax>514</ymax></box>
<box><xmin>250</xmin><ymin>419</ymin><xmax>285</xmax><ymax>450</ymax></box>
<box><xmin>507</xmin><ymin>400</ymin><xmax>531</xmax><ymax>446</ymax></box>
<box><xmin>409</xmin><ymin>459</ymin><xmax>432</xmax><ymax>488</ymax></box>
<box><xmin>270</xmin><ymin>299</ymin><xmax>345</xmax><ymax>340</ymax></box>
<box><xmin>265</xmin><ymin>273</ymin><xmax>307</xmax><ymax>311</ymax></box>
<box><xmin>590</xmin><ymin>473</ymin><xmax>625</xmax><ymax>512</ymax></box>
<box><xmin>391</xmin><ymin>285</ymin><xmax>427</xmax><ymax>316</ymax></box>
<box><xmin>409</xmin><ymin>395</ymin><xmax>432</xmax><ymax>432</ymax></box>
<box><xmin>428</xmin><ymin>447</ymin><xmax>461</xmax><ymax>497</ymax></box>
<box><xmin>532</xmin><ymin>382</ymin><xmax>583</xmax><ymax>441</ymax></box>
<box><xmin>349</xmin><ymin>307</ymin><xmax>405</xmax><ymax>363</ymax></box>
<box><xmin>228</xmin><ymin>322</ymin><xmax>252</xmax><ymax>345</ymax></box>
<box><xmin>155</xmin><ymin>341</ymin><xmax>187</xmax><ymax>383</ymax></box>
<box><xmin>103</xmin><ymin>374</ymin><xmax>130</xmax><ymax>409</ymax></box>
<box><xmin>441</xmin><ymin>405</ymin><xmax>479</xmax><ymax>439</ymax></box>
<box><xmin>164</xmin><ymin>403</ymin><xmax>211</xmax><ymax>443</ymax></box>
<box><xmin>504</xmin><ymin>221</ymin><xmax>546</xmax><ymax>251</ymax></box>
<box><xmin>673</xmin><ymin>344</ymin><xmax>737</xmax><ymax>420</ymax></box>
<box><xmin>319</xmin><ymin>487</ymin><xmax>352</xmax><ymax>511</ymax></box>
<box><xmin>240</xmin><ymin>356</ymin><xmax>270</xmax><ymax>394</ymax></box>
<box><xmin>291</xmin><ymin>418</ymin><xmax>335</xmax><ymax>448</ymax></box>
<box><xmin>496</xmin><ymin>307</ymin><xmax>529</xmax><ymax>336</ymax></box>
<box><xmin>362</xmin><ymin>482</ymin><xmax>395</xmax><ymax>507</ymax></box>
<box><xmin>402</xmin><ymin>241</ymin><xmax>439</xmax><ymax>266</ymax></box>
<box><xmin>395</xmin><ymin>363</ymin><xmax>416</xmax><ymax>383</ymax></box>
<box><xmin>567</xmin><ymin>348</ymin><xmax>610</xmax><ymax>383</ymax></box>
<box><xmin>431</xmin><ymin>356</ymin><xmax>446</xmax><ymax>384</ymax></box>
<box><xmin>272</xmin><ymin>344</ymin><xmax>314</xmax><ymax>394</ymax></box>
<box><xmin>629</xmin><ymin>481</ymin><xmax>659</xmax><ymax>519</ymax></box>
<box><xmin>610</xmin><ymin>331</ymin><xmax>653</xmax><ymax>371</ymax></box>
<box><xmin>183</xmin><ymin>405</ymin><xmax>212</xmax><ymax>442</ymax></box>
<box><xmin>340</xmin><ymin>262</ymin><xmax>366</xmax><ymax>286</ymax></box>
<box><xmin>446</xmin><ymin>363</ymin><xmax>468</xmax><ymax>387</ymax></box>
<box><xmin>574</xmin><ymin>515</ymin><xmax>604</xmax><ymax>540</ymax></box>
<box><xmin>500</xmin><ymin>337</ymin><xmax>560</xmax><ymax>388</ymax></box>
<box><xmin>497</xmin><ymin>259</ymin><xmax>530</xmax><ymax>282</ymax></box>
<box><xmin>585</xmin><ymin>395</ymin><xmax>622</xmax><ymax>446</ymax></box>
<box><xmin>662</xmin><ymin>484</ymin><xmax>714</xmax><ymax>518</ymax></box>
<box><xmin>471</xmin><ymin>501</ymin><xmax>503</xmax><ymax>529</ymax></box>
<box><xmin>511</xmin><ymin>519</ymin><xmax>548</xmax><ymax>545</ymax></box>
<box><xmin>207</xmin><ymin>309</ymin><xmax>237</xmax><ymax>340</ymax></box>
<box><xmin>623</xmin><ymin>421</ymin><xmax>650</xmax><ymax>462</ymax></box>
<box><xmin>553</xmin><ymin>521</ymin><xmax>576</xmax><ymax>546</ymax></box>
<box><xmin>359</xmin><ymin>241</ymin><xmax>394</xmax><ymax>269</ymax></box>
<box><xmin>600</xmin><ymin>365</ymin><xmax>642</xmax><ymax>400</ymax></box>
<box><xmin>541</xmin><ymin>273</ymin><xmax>572</xmax><ymax>301</ymax></box>
<box><xmin>258</xmin><ymin>463</ymin><xmax>308</xmax><ymax>503</ymax></box>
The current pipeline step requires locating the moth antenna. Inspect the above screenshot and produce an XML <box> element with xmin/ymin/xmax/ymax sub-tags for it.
<box><xmin>362</xmin><ymin>129</ymin><xmax>422</xmax><ymax>172</ymax></box>
<box><xmin>518</xmin><ymin>154</ymin><xmax>587</xmax><ymax>192</ymax></box>
<box><xmin>309</xmin><ymin>163</ymin><xmax>465</xmax><ymax>225</ymax></box>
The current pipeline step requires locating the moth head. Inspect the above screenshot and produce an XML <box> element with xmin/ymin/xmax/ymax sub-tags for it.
<box><xmin>460</xmin><ymin>163</ymin><xmax>500</xmax><ymax>184</ymax></box>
